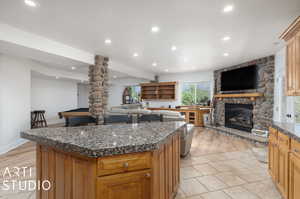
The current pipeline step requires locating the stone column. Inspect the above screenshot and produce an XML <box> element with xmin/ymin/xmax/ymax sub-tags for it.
<box><xmin>88</xmin><ymin>55</ymin><xmax>109</xmax><ymax>125</ymax></box>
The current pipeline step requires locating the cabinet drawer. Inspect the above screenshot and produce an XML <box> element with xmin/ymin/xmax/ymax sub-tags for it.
<box><xmin>291</xmin><ymin>139</ymin><xmax>300</xmax><ymax>157</ymax></box>
<box><xmin>97</xmin><ymin>152</ymin><xmax>151</xmax><ymax>176</ymax></box>
<box><xmin>277</xmin><ymin>131</ymin><xmax>290</xmax><ymax>148</ymax></box>
<box><xmin>269</xmin><ymin>127</ymin><xmax>278</xmax><ymax>137</ymax></box>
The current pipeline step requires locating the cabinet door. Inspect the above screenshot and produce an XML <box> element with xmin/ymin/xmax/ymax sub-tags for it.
<box><xmin>269</xmin><ymin>136</ymin><xmax>278</xmax><ymax>181</ymax></box>
<box><xmin>97</xmin><ymin>170</ymin><xmax>151</xmax><ymax>199</ymax></box>
<box><xmin>289</xmin><ymin>153</ymin><xmax>300</xmax><ymax>199</ymax></box>
<box><xmin>277</xmin><ymin>146</ymin><xmax>289</xmax><ymax>199</ymax></box>
<box><xmin>294</xmin><ymin>34</ymin><xmax>300</xmax><ymax>95</ymax></box>
<box><xmin>269</xmin><ymin>140</ymin><xmax>275</xmax><ymax>180</ymax></box>
<box><xmin>286</xmin><ymin>38</ymin><xmax>296</xmax><ymax>96</ymax></box>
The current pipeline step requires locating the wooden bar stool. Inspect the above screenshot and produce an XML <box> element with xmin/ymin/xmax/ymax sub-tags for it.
<box><xmin>31</xmin><ymin>110</ymin><xmax>48</xmax><ymax>129</ymax></box>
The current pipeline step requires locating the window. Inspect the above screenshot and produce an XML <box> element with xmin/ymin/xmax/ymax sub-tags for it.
<box><xmin>181</xmin><ymin>82</ymin><xmax>211</xmax><ymax>105</ymax></box>
<box><xmin>127</xmin><ymin>85</ymin><xmax>141</xmax><ymax>104</ymax></box>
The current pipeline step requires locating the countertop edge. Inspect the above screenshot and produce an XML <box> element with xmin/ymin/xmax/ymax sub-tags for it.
<box><xmin>21</xmin><ymin>123</ymin><xmax>186</xmax><ymax>158</ymax></box>
<box><xmin>270</xmin><ymin>123</ymin><xmax>300</xmax><ymax>142</ymax></box>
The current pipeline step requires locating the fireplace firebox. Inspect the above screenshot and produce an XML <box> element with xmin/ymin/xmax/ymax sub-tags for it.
<box><xmin>225</xmin><ymin>103</ymin><xmax>253</xmax><ymax>132</ymax></box>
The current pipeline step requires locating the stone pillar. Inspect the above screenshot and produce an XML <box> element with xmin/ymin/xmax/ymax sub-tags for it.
<box><xmin>88</xmin><ymin>55</ymin><xmax>109</xmax><ymax>125</ymax></box>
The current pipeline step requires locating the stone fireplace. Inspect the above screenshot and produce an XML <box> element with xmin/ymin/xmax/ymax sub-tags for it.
<box><xmin>225</xmin><ymin>103</ymin><xmax>253</xmax><ymax>132</ymax></box>
<box><xmin>213</xmin><ymin>56</ymin><xmax>274</xmax><ymax>134</ymax></box>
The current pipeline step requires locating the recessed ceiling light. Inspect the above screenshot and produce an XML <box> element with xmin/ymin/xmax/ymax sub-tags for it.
<box><xmin>104</xmin><ymin>39</ymin><xmax>112</xmax><ymax>45</ymax></box>
<box><xmin>165</xmin><ymin>69</ymin><xmax>169</xmax><ymax>72</ymax></box>
<box><xmin>222</xmin><ymin>36</ymin><xmax>231</xmax><ymax>41</ymax></box>
<box><xmin>151</xmin><ymin>26</ymin><xmax>160</xmax><ymax>33</ymax></box>
<box><xmin>223</xmin><ymin>5</ymin><xmax>234</xmax><ymax>13</ymax></box>
<box><xmin>24</xmin><ymin>0</ymin><xmax>37</xmax><ymax>7</ymax></box>
<box><xmin>113</xmin><ymin>75</ymin><xmax>117</xmax><ymax>79</ymax></box>
<box><xmin>71</xmin><ymin>66</ymin><xmax>76</xmax><ymax>70</ymax></box>
<box><xmin>55</xmin><ymin>76</ymin><xmax>59</xmax><ymax>79</ymax></box>
<box><xmin>171</xmin><ymin>46</ymin><xmax>177</xmax><ymax>51</ymax></box>
<box><xmin>223</xmin><ymin>53</ymin><xmax>229</xmax><ymax>57</ymax></box>
<box><xmin>152</xmin><ymin>62</ymin><xmax>157</xmax><ymax>67</ymax></box>
<box><xmin>133</xmin><ymin>53</ymin><xmax>139</xmax><ymax>57</ymax></box>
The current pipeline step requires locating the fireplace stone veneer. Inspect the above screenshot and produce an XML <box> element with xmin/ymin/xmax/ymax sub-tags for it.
<box><xmin>213</xmin><ymin>56</ymin><xmax>274</xmax><ymax>132</ymax></box>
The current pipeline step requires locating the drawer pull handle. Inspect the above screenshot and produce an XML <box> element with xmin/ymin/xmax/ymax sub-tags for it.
<box><xmin>145</xmin><ymin>173</ymin><xmax>151</xmax><ymax>178</ymax></box>
<box><xmin>123</xmin><ymin>162</ymin><xmax>129</xmax><ymax>168</ymax></box>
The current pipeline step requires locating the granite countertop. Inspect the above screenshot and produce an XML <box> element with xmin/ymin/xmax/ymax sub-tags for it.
<box><xmin>271</xmin><ymin>122</ymin><xmax>300</xmax><ymax>142</ymax></box>
<box><xmin>21</xmin><ymin>121</ymin><xmax>186</xmax><ymax>158</ymax></box>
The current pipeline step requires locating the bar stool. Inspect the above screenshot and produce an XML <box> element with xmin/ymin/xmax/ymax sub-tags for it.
<box><xmin>31</xmin><ymin>110</ymin><xmax>48</xmax><ymax>129</ymax></box>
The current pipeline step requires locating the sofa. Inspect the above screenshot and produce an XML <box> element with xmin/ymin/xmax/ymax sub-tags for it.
<box><xmin>104</xmin><ymin>104</ymin><xmax>185</xmax><ymax>124</ymax></box>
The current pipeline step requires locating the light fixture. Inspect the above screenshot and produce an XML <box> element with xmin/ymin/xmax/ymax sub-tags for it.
<box><xmin>164</xmin><ymin>69</ymin><xmax>169</xmax><ymax>72</ymax></box>
<box><xmin>223</xmin><ymin>5</ymin><xmax>234</xmax><ymax>13</ymax></box>
<box><xmin>24</xmin><ymin>0</ymin><xmax>37</xmax><ymax>7</ymax></box>
<box><xmin>55</xmin><ymin>76</ymin><xmax>59</xmax><ymax>79</ymax></box>
<box><xmin>171</xmin><ymin>46</ymin><xmax>177</xmax><ymax>51</ymax></box>
<box><xmin>71</xmin><ymin>66</ymin><xmax>76</xmax><ymax>70</ymax></box>
<box><xmin>133</xmin><ymin>53</ymin><xmax>139</xmax><ymax>57</ymax></box>
<box><xmin>104</xmin><ymin>39</ymin><xmax>112</xmax><ymax>45</ymax></box>
<box><xmin>223</xmin><ymin>53</ymin><xmax>229</xmax><ymax>57</ymax></box>
<box><xmin>113</xmin><ymin>75</ymin><xmax>117</xmax><ymax>79</ymax></box>
<box><xmin>152</xmin><ymin>62</ymin><xmax>157</xmax><ymax>67</ymax></box>
<box><xmin>222</xmin><ymin>36</ymin><xmax>231</xmax><ymax>41</ymax></box>
<box><xmin>151</xmin><ymin>26</ymin><xmax>160</xmax><ymax>33</ymax></box>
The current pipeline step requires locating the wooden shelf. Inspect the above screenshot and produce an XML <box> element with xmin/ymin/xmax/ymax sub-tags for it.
<box><xmin>214</xmin><ymin>93</ymin><xmax>263</xmax><ymax>101</ymax></box>
<box><xmin>141</xmin><ymin>81</ymin><xmax>177</xmax><ymax>101</ymax></box>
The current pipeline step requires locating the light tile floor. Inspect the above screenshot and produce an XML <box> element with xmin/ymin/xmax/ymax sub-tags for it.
<box><xmin>0</xmin><ymin>127</ymin><xmax>282</xmax><ymax>199</ymax></box>
<box><xmin>176</xmin><ymin>128</ymin><xmax>282</xmax><ymax>199</ymax></box>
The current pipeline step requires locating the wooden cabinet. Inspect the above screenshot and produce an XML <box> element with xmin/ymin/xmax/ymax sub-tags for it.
<box><xmin>148</xmin><ymin>107</ymin><xmax>211</xmax><ymax>127</ymax></box>
<box><xmin>36</xmin><ymin>133</ymin><xmax>181</xmax><ymax>199</ymax></box>
<box><xmin>140</xmin><ymin>82</ymin><xmax>176</xmax><ymax>100</ymax></box>
<box><xmin>277</xmin><ymin>132</ymin><xmax>290</xmax><ymax>198</ymax></box>
<box><xmin>289</xmin><ymin>139</ymin><xmax>300</xmax><ymax>199</ymax></box>
<box><xmin>280</xmin><ymin>16</ymin><xmax>300</xmax><ymax>96</ymax></box>
<box><xmin>97</xmin><ymin>152</ymin><xmax>151</xmax><ymax>176</ymax></box>
<box><xmin>289</xmin><ymin>153</ymin><xmax>300</xmax><ymax>199</ymax></box>
<box><xmin>268</xmin><ymin>128</ymin><xmax>290</xmax><ymax>199</ymax></box>
<box><xmin>97</xmin><ymin>170</ymin><xmax>151</xmax><ymax>199</ymax></box>
<box><xmin>268</xmin><ymin>128</ymin><xmax>278</xmax><ymax>181</ymax></box>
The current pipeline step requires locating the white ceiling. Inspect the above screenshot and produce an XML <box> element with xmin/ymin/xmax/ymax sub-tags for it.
<box><xmin>0</xmin><ymin>0</ymin><xmax>299</xmax><ymax>74</ymax></box>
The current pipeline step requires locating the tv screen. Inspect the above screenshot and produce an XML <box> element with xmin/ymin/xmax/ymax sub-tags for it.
<box><xmin>221</xmin><ymin>65</ymin><xmax>258</xmax><ymax>92</ymax></box>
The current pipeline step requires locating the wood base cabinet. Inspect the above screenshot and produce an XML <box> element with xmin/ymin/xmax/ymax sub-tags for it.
<box><xmin>268</xmin><ymin>128</ymin><xmax>289</xmax><ymax>199</ymax></box>
<box><xmin>36</xmin><ymin>134</ymin><xmax>181</xmax><ymax>199</ymax></box>
<box><xmin>289</xmin><ymin>153</ymin><xmax>300</xmax><ymax>199</ymax></box>
<box><xmin>268</xmin><ymin>127</ymin><xmax>278</xmax><ymax>181</ymax></box>
<box><xmin>277</xmin><ymin>136</ymin><xmax>289</xmax><ymax>199</ymax></box>
<box><xmin>268</xmin><ymin>126</ymin><xmax>300</xmax><ymax>199</ymax></box>
<box><xmin>289</xmin><ymin>139</ymin><xmax>300</xmax><ymax>199</ymax></box>
<box><xmin>97</xmin><ymin>170</ymin><xmax>151</xmax><ymax>199</ymax></box>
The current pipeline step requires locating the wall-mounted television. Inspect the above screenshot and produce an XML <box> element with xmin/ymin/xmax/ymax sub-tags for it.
<box><xmin>221</xmin><ymin>65</ymin><xmax>258</xmax><ymax>92</ymax></box>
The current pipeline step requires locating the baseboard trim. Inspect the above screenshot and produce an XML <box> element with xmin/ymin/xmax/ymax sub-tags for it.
<box><xmin>0</xmin><ymin>138</ymin><xmax>28</xmax><ymax>155</ymax></box>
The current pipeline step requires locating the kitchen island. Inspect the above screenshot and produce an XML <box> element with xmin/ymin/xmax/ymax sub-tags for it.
<box><xmin>21</xmin><ymin>121</ymin><xmax>186</xmax><ymax>199</ymax></box>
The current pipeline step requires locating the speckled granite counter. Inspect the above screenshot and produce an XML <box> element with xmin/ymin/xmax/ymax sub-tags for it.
<box><xmin>271</xmin><ymin>122</ymin><xmax>300</xmax><ymax>142</ymax></box>
<box><xmin>21</xmin><ymin>121</ymin><xmax>186</xmax><ymax>158</ymax></box>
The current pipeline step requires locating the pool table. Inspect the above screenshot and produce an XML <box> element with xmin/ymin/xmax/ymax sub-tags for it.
<box><xmin>58</xmin><ymin>108</ymin><xmax>96</xmax><ymax>127</ymax></box>
<box><xmin>58</xmin><ymin>108</ymin><xmax>133</xmax><ymax>126</ymax></box>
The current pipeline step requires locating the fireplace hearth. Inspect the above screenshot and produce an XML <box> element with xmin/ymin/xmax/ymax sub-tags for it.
<box><xmin>225</xmin><ymin>103</ymin><xmax>253</xmax><ymax>132</ymax></box>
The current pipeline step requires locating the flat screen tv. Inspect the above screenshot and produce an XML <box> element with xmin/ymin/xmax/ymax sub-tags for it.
<box><xmin>221</xmin><ymin>65</ymin><xmax>258</xmax><ymax>92</ymax></box>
